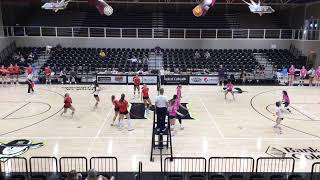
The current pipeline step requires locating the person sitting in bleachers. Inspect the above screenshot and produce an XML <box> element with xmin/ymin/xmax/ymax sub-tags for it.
<box><xmin>128</xmin><ymin>56</ymin><xmax>138</xmax><ymax>63</ymax></box>
<box><xmin>204</xmin><ymin>51</ymin><xmax>210</xmax><ymax>59</ymax></box>
<box><xmin>27</xmin><ymin>52</ymin><xmax>34</xmax><ymax>61</ymax></box>
<box><xmin>194</xmin><ymin>51</ymin><xmax>201</xmax><ymax>59</ymax></box>
<box><xmin>85</xmin><ymin>168</ymin><xmax>114</xmax><ymax>180</ymax></box>
<box><xmin>66</xmin><ymin>170</ymin><xmax>82</xmax><ymax>180</ymax></box>
<box><xmin>99</xmin><ymin>50</ymin><xmax>106</xmax><ymax>58</ymax></box>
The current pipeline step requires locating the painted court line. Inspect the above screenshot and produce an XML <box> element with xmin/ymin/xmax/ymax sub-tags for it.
<box><xmin>86</xmin><ymin>107</ymin><xmax>114</xmax><ymax>155</ymax></box>
<box><xmin>199</xmin><ymin>97</ymin><xmax>224</xmax><ymax>138</ymax></box>
<box><xmin>290</xmin><ymin>104</ymin><xmax>319</xmax><ymax>121</ymax></box>
<box><xmin>1</xmin><ymin>102</ymin><xmax>31</xmax><ymax>119</ymax></box>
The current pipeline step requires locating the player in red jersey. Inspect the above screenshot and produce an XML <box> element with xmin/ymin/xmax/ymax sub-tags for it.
<box><xmin>0</xmin><ymin>65</ymin><xmax>7</xmax><ymax>86</ymax></box>
<box><xmin>44</xmin><ymin>65</ymin><xmax>52</xmax><ymax>85</ymax></box>
<box><xmin>7</xmin><ymin>64</ymin><xmax>15</xmax><ymax>85</ymax></box>
<box><xmin>26</xmin><ymin>65</ymin><xmax>33</xmax><ymax>75</ymax></box>
<box><xmin>141</xmin><ymin>84</ymin><xmax>152</xmax><ymax>115</ymax></box>
<box><xmin>60</xmin><ymin>93</ymin><xmax>75</xmax><ymax>117</ymax></box>
<box><xmin>14</xmin><ymin>64</ymin><xmax>20</xmax><ymax>84</ymax></box>
<box><xmin>118</xmin><ymin>94</ymin><xmax>134</xmax><ymax>131</ymax></box>
<box><xmin>111</xmin><ymin>95</ymin><xmax>120</xmax><ymax>126</ymax></box>
<box><xmin>133</xmin><ymin>74</ymin><xmax>141</xmax><ymax>97</ymax></box>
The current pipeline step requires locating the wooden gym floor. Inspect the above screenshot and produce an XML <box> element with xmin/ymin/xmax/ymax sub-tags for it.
<box><xmin>0</xmin><ymin>84</ymin><xmax>319</xmax><ymax>172</ymax></box>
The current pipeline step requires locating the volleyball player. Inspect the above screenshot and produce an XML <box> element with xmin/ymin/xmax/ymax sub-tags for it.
<box><xmin>26</xmin><ymin>65</ymin><xmax>33</xmax><ymax>75</ymax></box>
<box><xmin>316</xmin><ymin>66</ymin><xmax>320</xmax><ymax>87</ymax></box>
<box><xmin>133</xmin><ymin>74</ymin><xmax>141</xmax><ymax>98</ymax></box>
<box><xmin>168</xmin><ymin>95</ymin><xmax>184</xmax><ymax>135</ymax></box>
<box><xmin>299</xmin><ymin>66</ymin><xmax>307</xmax><ymax>86</ymax></box>
<box><xmin>92</xmin><ymin>81</ymin><xmax>101</xmax><ymax>109</ymax></box>
<box><xmin>141</xmin><ymin>84</ymin><xmax>151</xmax><ymax>115</ymax></box>
<box><xmin>7</xmin><ymin>64</ymin><xmax>15</xmax><ymax>85</ymax></box>
<box><xmin>308</xmin><ymin>67</ymin><xmax>316</xmax><ymax>87</ymax></box>
<box><xmin>225</xmin><ymin>80</ymin><xmax>235</xmax><ymax>100</ymax></box>
<box><xmin>111</xmin><ymin>95</ymin><xmax>120</xmax><ymax>126</ymax></box>
<box><xmin>273</xmin><ymin>101</ymin><xmax>284</xmax><ymax>134</ymax></box>
<box><xmin>60</xmin><ymin>93</ymin><xmax>75</xmax><ymax>117</ymax></box>
<box><xmin>118</xmin><ymin>94</ymin><xmax>134</xmax><ymax>131</ymax></box>
<box><xmin>44</xmin><ymin>65</ymin><xmax>52</xmax><ymax>85</ymax></box>
<box><xmin>282</xmin><ymin>90</ymin><xmax>291</xmax><ymax>113</ymax></box>
<box><xmin>176</xmin><ymin>84</ymin><xmax>184</xmax><ymax>130</ymax></box>
<box><xmin>14</xmin><ymin>64</ymin><xmax>20</xmax><ymax>84</ymax></box>
<box><xmin>0</xmin><ymin>65</ymin><xmax>7</xmax><ymax>86</ymax></box>
<box><xmin>288</xmin><ymin>65</ymin><xmax>295</xmax><ymax>86</ymax></box>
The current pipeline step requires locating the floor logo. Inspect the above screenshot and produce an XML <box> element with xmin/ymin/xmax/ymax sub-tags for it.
<box><xmin>266</xmin><ymin>146</ymin><xmax>320</xmax><ymax>160</ymax></box>
<box><xmin>0</xmin><ymin>139</ymin><xmax>44</xmax><ymax>161</ymax></box>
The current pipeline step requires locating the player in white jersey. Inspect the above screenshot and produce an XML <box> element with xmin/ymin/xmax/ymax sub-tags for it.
<box><xmin>92</xmin><ymin>81</ymin><xmax>101</xmax><ymax>109</ymax></box>
<box><xmin>273</xmin><ymin>101</ymin><xmax>284</xmax><ymax>134</ymax></box>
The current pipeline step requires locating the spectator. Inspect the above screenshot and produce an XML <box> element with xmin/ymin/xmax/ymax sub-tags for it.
<box><xmin>128</xmin><ymin>56</ymin><xmax>138</xmax><ymax>63</ymax></box>
<box><xmin>20</xmin><ymin>55</ymin><xmax>25</xmax><ymax>63</ymax></box>
<box><xmin>69</xmin><ymin>68</ymin><xmax>77</xmax><ymax>84</ymax></box>
<box><xmin>218</xmin><ymin>65</ymin><xmax>225</xmax><ymax>86</ymax></box>
<box><xmin>66</xmin><ymin>170</ymin><xmax>82</xmax><ymax>180</ymax></box>
<box><xmin>59</xmin><ymin>69</ymin><xmax>66</xmax><ymax>84</ymax></box>
<box><xmin>204</xmin><ymin>51</ymin><xmax>210</xmax><ymax>59</ymax></box>
<box><xmin>155</xmin><ymin>88</ymin><xmax>168</xmax><ymax>132</ymax></box>
<box><xmin>240</xmin><ymin>70</ymin><xmax>246</xmax><ymax>84</ymax></box>
<box><xmin>194</xmin><ymin>51</ymin><xmax>200</xmax><ymax>59</ymax></box>
<box><xmin>46</xmin><ymin>45</ymin><xmax>52</xmax><ymax>55</ymax></box>
<box><xmin>99</xmin><ymin>50</ymin><xmax>106</xmax><ymax>58</ymax></box>
<box><xmin>28</xmin><ymin>52</ymin><xmax>34</xmax><ymax>61</ymax></box>
<box><xmin>85</xmin><ymin>169</ymin><xmax>114</xmax><ymax>180</ymax></box>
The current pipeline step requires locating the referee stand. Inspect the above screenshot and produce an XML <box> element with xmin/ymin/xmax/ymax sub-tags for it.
<box><xmin>150</xmin><ymin>74</ymin><xmax>173</xmax><ymax>172</ymax></box>
<box><xmin>150</xmin><ymin>108</ymin><xmax>173</xmax><ymax>172</ymax></box>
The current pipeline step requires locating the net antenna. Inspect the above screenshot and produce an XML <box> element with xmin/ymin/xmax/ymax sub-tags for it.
<box><xmin>241</xmin><ymin>0</ymin><xmax>275</xmax><ymax>16</ymax></box>
<box><xmin>41</xmin><ymin>0</ymin><xmax>71</xmax><ymax>12</ymax></box>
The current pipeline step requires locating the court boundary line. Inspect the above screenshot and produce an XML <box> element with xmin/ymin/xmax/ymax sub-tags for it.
<box><xmin>3</xmin><ymin>102</ymin><xmax>52</xmax><ymax>120</ymax></box>
<box><xmin>199</xmin><ymin>97</ymin><xmax>224</xmax><ymax>138</ymax></box>
<box><xmin>250</xmin><ymin>89</ymin><xmax>320</xmax><ymax>138</ymax></box>
<box><xmin>0</xmin><ymin>88</ymin><xmax>64</xmax><ymax>137</ymax></box>
<box><xmin>1</xmin><ymin>102</ymin><xmax>31</xmax><ymax>119</ymax></box>
<box><xmin>265</xmin><ymin>104</ymin><xmax>320</xmax><ymax>121</ymax></box>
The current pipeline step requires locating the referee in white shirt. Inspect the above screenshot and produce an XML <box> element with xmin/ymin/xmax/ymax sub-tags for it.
<box><xmin>155</xmin><ymin>88</ymin><xmax>168</xmax><ymax>132</ymax></box>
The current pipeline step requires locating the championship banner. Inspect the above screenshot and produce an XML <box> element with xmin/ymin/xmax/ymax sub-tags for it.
<box><xmin>128</xmin><ymin>76</ymin><xmax>158</xmax><ymax>85</ymax></box>
<box><xmin>189</xmin><ymin>76</ymin><xmax>219</xmax><ymax>85</ymax></box>
<box><xmin>97</xmin><ymin>75</ymin><xmax>127</xmax><ymax>84</ymax></box>
<box><xmin>162</xmin><ymin>75</ymin><xmax>189</xmax><ymax>85</ymax></box>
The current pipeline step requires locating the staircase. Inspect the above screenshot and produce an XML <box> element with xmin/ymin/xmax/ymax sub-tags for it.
<box><xmin>253</xmin><ymin>53</ymin><xmax>274</xmax><ymax>79</ymax></box>
<box><xmin>152</xmin><ymin>12</ymin><xmax>165</xmax><ymax>38</ymax></box>
<box><xmin>35</xmin><ymin>51</ymin><xmax>49</xmax><ymax>77</ymax></box>
<box><xmin>148</xmin><ymin>52</ymin><xmax>163</xmax><ymax>71</ymax></box>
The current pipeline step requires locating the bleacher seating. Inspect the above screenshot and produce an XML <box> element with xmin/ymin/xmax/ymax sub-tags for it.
<box><xmin>266</xmin><ymin>49</ymin><xmax>304</xmax><ymax>69</ymax></box>
<box><xmin>163</xmin><ymin>49</ymin><xmax>258</xmax><ymax>73</ymax></box>
<box><xmin>45</xmin><ymin>47</ymin><xmax>149</xmax><ymax>74</ymax></box>
<box><xmin>3</xmin><ymin>47</ymin><xmax>43</xmax><ymax>68</ymax></box>
<box><xmin>42</xmin><ymin>47</ymin><xmax>302</xmax><ymax>75</ymax></box>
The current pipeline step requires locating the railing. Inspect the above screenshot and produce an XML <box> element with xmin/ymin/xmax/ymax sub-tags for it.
<box><xmin>0</xmin><ymin>156</ymin><xmax>319</xmax><ymax>179</ymax></box>
<box><xmin>2</xmin><ymin>26</ymin><xmax>320</xmax><ymax>40</ymax></box>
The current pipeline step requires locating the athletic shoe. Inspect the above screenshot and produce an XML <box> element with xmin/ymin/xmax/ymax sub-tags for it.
<box><xmin>128</xmin><ymin>128</ymin><xmax>134</xmax><ymax>131</ymax></box>
<box><xmin>180</xmin><ymin>125</ymin><xmax>184</xmax><ymax>130</ymax></box>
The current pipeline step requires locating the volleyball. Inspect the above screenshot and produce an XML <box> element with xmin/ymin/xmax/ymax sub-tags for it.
<box><xmin>104</xmin><ymin>5</ymin><xmax>113</xmax><ymax>16</ymax></box>
<box><xmin>193</xmin><ymin>5</ymin><xmax>203</xmax><ymax>17</ymax></box>
<box><xmin>51</xmin><ymin>72</ymin><xmax>55</xmax><ymax>76</ymax></box>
